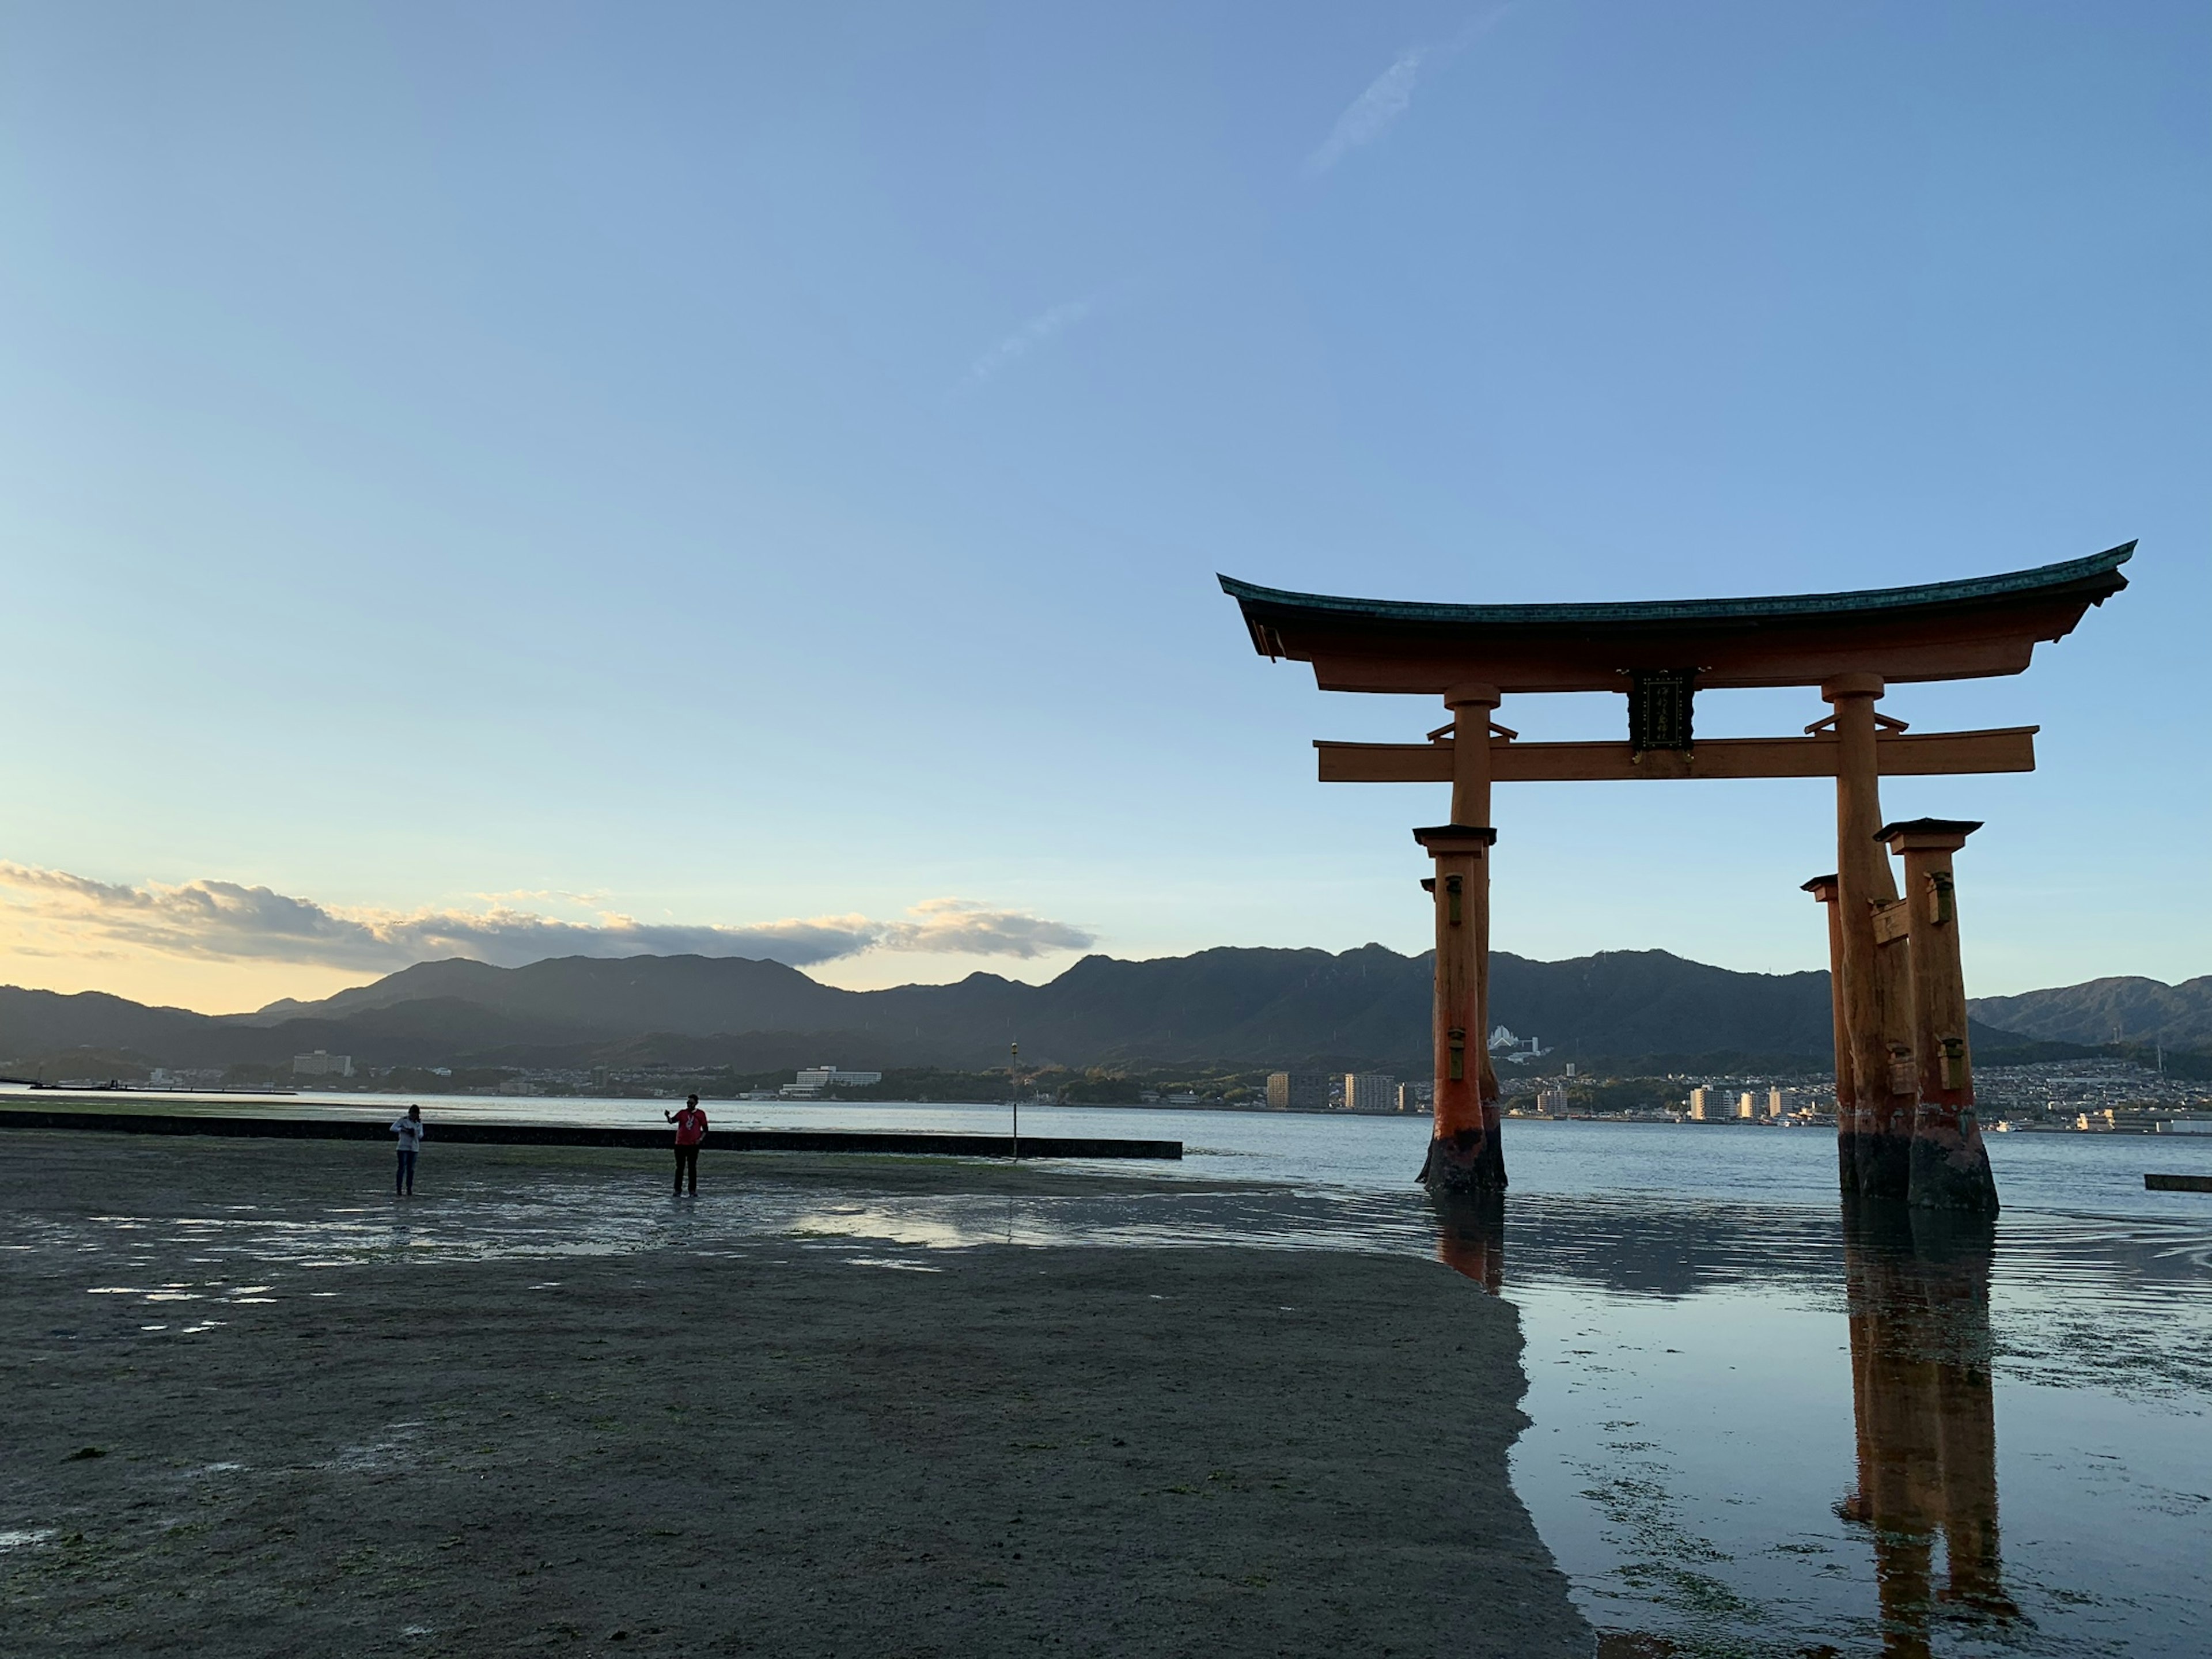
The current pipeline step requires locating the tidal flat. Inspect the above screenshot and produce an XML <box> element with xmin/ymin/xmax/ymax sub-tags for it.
<box><xmin>0</xmin><ymin>1134</ymin><xmax>1589</xmax><ymax>1658</ymax></box>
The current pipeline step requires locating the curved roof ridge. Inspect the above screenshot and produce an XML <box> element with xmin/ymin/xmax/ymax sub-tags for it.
<box><xmin>1217</xmin><ymin>542</ymin><xmax>2133</xmax><ymax>628</ymax></box>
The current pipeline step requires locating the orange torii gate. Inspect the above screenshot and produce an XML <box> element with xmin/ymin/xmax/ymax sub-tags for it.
<box><xmin>1220</xmin><ymin>543</ymin><xmax>2133</xmax><ymax>1210</ymax></box>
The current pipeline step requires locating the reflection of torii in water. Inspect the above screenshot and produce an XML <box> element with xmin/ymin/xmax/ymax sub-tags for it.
<box><xmin>1424</xmin><ymin>1198</ymin><xmax>2020</xmax><ymax>1654</ymax></box>
<box><xmin>1839</xmin><ymin>1204</ymin><xmax>2020</xmax><ymax>1656</ymax></box>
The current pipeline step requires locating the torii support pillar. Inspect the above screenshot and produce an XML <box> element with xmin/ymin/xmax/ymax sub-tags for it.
<box><xmin>1416</xmin><ymin>824</ymin><xmax>1503</xmax><ymax>1192</ymax></box>
<box><xmin>1881</xmin><ymin>819</ymin><xmax>1999</xmax><ymax>1214</ymax></box>
<box><xmin>1802</xmin><ymin>874</ymin><xmax>1859</xmax><ymax>1192</ymax></box>
<box><xmin>1826</xmin><ymin>674</ymin><xmax>1916</xmax><ymax>1199</ymax></box>
<box><xmin>1416</xmin><ymin>681</ymin><xmax>1506</xmax><ymax>1194</ymax></box>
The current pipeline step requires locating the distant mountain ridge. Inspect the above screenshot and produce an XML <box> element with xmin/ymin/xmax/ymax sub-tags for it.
<box><xmin>1965</xmin><ymin>975</ymin><xmax>2212</xmax><ymax>1049</ymax></box>
<box><xmin>0</xmin><ymin>944</ymin><xmax>2182</xmax><ymax>1078</ymax></box>
<box><xmin>234</xmin><ymin>944</ymin><xmax>1850</xmax><ymax>1067</ymax></box>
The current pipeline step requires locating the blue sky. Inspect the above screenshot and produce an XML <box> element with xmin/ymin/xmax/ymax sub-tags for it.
<box><xmin>0</xmin><ymin>1</ymin><xmax>2205</xmax><ymax>1013</ymax></box>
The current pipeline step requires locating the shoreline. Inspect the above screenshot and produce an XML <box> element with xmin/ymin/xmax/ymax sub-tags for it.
<box><xmin>1</xmin><ymin>1134</ymin><xmax>1590</xmax><ymax>1658</ymax></box>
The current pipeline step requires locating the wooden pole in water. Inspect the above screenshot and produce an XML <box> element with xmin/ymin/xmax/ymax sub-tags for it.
<box><xmin>1417</xmin><ymin>682</ymin><xmax>1505</xmax><ymax>1193</ymax></box>
<box><xmin>1825</xmin><ymin>675</ymin><xmax>1913</xmax><ymax>1199</ymax></box>
<box><xmin>1802</xmin><ymin>874</ymin><xmax>1857</xmax><ymax>1188</ymax></box>
<box><xmin>1881</xmin><ymin>820</ymin><xmax>1999</xmax><ymax>1213</ymax></box>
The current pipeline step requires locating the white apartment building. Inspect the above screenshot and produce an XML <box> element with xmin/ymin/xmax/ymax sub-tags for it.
<box><xmin>1343</xmin><ymin>1072</ymin><xmax>1397</xmax><ymax>1113</ymax></box>
<box><xmin>782</xmin><ymin>1063</ymin><xmax>885</xmax><ymax>1099</ymax></box>
<box><xmin>1688</xmin><ymin>1086</ymin><xmax>1747</xmax><ymax>1121</ymax></box>
<box><xmin>796</xmin><ymin>1065</ymin><xmax>883</xmax><ymax>1088</ymax></box>
<box><xmin>291</xmin><ymin>1050</ymin><xmax>353</xmax><ymax>1079</ymax></box>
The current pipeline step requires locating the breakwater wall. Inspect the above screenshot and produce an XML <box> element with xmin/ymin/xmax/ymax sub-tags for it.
<box><xmin>0</xmin><ymin>1107</ymin><xmax>1181</xmax><ymax>1161</ymax></box>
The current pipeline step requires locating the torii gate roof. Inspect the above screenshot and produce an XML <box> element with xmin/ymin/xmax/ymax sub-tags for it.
<box><xmin>1219</xmin><ymin>542</ymin><xmax>2133</xmax><ymax>694</ymax></box>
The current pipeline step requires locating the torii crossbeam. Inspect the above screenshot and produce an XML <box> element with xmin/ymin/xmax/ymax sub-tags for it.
<box><xmin>1221</xmin><ymin>543</ymin><xmax>2133</xmax><ymax>1209</ymax></box>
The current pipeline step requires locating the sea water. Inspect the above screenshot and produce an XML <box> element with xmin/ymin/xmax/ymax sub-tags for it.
<box><xmin>20</xmin><ymin>1096</ymin><xmax>2211</xmax><ymax>1655</ymax></box>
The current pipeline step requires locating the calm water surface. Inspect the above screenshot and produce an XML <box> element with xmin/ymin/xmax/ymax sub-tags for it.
<box><xmin>26</xmin><ymin>1094</ymin><xmax>2212</xmax><ymax>1656</ymax></box>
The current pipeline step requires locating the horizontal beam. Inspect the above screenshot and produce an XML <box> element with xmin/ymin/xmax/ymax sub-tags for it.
<box><xmin>1315</xmin><ymin>726</ymin><xmax>2037</xmax><ymax>785</ymax></box>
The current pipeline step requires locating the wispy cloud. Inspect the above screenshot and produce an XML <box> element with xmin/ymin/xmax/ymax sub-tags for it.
<box><xmin>0</xmin><ymin>863</ymin><xmax>1094</xmax><ymax>974</ymax></box>
<box><xmin>1306</xmin><ymin>8</ymin><xmax>1513</xmax><ymax>176</ymax></box>
<box><xmin>957</xmin><ymin>296</ymin><xmax>1099</xmax><ymax>390</ymax></box>
<box><xmin>1308</xmin><ymin>47</ymin><xmax>1430</xmax><ymax>174</ymax></box>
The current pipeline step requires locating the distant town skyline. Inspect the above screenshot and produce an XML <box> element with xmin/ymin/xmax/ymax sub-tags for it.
<box><xmin>2</xmin><ymin>3</ymin><xmax>2205</xmax><ymax>1015</ymax></box>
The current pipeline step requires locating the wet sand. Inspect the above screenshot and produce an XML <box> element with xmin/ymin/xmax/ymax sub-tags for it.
<box><xmin>1</xmin><ymin>1133</ymin><xmax>1588</xmax><ymax>1657</ymax></box>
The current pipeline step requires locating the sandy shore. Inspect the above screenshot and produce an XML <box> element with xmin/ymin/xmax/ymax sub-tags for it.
<box><xmin>2</xmin><ymin>1132</ymin><xmax>1589</xmax><ymax>1657</ymax></box>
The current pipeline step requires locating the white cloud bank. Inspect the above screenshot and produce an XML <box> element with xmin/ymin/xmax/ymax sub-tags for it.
<box><xmin>0</xmin><ymin>863</ymin><xmax>1093</xmax><ymax>974</ymax></box>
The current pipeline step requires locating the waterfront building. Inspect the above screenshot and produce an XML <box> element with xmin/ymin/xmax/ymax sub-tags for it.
<box><xmin>1343</xmin><ymin>1072</ymin><xmax>1397</xmax><ymax>1113</ymax></box>
<box><xmin>1767</xmin><ymin>1086</ymin><xmax>1823</xmax><ymax>1118</ymax></box>
<box><xmin>782</xmin><ymin>1063</ymin><xmax>885</xmax><ymax>1099</ymax></box>
<box><xmin>1267</xmin><ymin>1071</ymin><xmax>1330</xmax><ymax>1111</ymax></box>
<box><xmin>1689</xmin><ymin>1086</ymin><xmax>1747</xmax><ymax>1122</ymax></box>
<box><xmin>291</xmin><ymin>1050</ymin><xmax>353</xmax><ymax>1079</ymax></box>
<box><xmin>796</xmin><ymin>1065</ymin><xmax>882</xmax><ymax>1088</ymax></box>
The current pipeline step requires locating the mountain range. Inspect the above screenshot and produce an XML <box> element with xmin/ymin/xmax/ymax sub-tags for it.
<box><xmin>1</xmin><ymin>942</ymin><xmax>2152</xmax><ymax>1079</ymax></box>
<box><xmin>1964</xmin><ymin>976</ymin><xmax>2212</xmax><ymax>1050</ymax></box>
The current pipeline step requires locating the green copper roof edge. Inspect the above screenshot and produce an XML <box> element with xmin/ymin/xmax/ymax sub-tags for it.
<box><xmin>1217</xmin><ymin>542</ymin><xmax>2133</xmax><ymax>628</ymax></box>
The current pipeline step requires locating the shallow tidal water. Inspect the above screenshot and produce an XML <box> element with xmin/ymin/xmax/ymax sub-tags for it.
<box><xmin>15</xmin><ymin>1098</ymin><xmax>2212</xmax><ymax>1657</ymax></box>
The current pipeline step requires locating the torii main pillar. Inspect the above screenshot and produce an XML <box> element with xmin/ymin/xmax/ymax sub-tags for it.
<box><xmin>1415</xmin><ymin>684</ymin><xmax>1505</xmax><ymax>1192</ymax></box>
<box><xmin>1825</xmin><ymin>673</ymin><xmax>1917</xmax><ymax>1199</ymax></box>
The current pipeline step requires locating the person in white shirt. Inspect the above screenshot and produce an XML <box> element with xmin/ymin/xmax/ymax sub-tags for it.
<box><xmin>390</xmin><ymin>1105</ymin><xmax>425</xmax><ymax>1196</ymax></box>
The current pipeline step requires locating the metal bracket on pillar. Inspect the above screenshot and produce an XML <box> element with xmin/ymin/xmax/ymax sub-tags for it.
<box><xmin>1930</xmin><ymin>870</ymin><xmax>1956</xmax><ymax>925</ymax></box>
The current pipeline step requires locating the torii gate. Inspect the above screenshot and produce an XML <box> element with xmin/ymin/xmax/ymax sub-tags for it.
<box><xmin>1221</xmin><ymin>543</ymin><xmax>2132</xmax><ymax>1210</ymax></box>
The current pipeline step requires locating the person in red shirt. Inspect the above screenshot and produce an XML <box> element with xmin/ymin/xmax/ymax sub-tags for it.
<box><xmin>665</xmin><ymin>1093</ymin><xmax>708</xmax><ymax>1196</ymax></box>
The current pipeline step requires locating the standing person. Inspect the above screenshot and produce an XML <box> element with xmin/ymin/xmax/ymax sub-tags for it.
<box><xmin>666</xmin><ymin>1094</ymin><xmax>707</xmax><ymax>1196</ymax></box>
<box><xmin>390</xmin><ymin>1104</ymin><xmax>425</xmax><ymax>1196</ymax></box>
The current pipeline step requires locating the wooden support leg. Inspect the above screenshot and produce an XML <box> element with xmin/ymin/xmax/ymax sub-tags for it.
<box><xmin>1804</xmin><ymin>875</ymin><xmax>1857</xmax><ymax>1191</ymax></box>
<box><xmin>1884</xmin><ymin>821</ymin><xmax>2000</xmax><ymax>1214</ymax></box>
<box><xmin>1475</xmin><ymin>839</ymin><xmax>1505</xmax><ymax>1182</ymax></box>
<box><xmin>1871</xmin><ymin>923</ymin><xmax>1919</xmax><ymax>1199</ymax></box>
<box><xmin>1415</xmin><ymin>827</ymin><xmax>1503</xmax><ymax>1193</ymax></box>
<box><xmin>1827</xmin><ymin>675</ymin><xmax>1914</xmax><ymax>1199</ymax></box>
